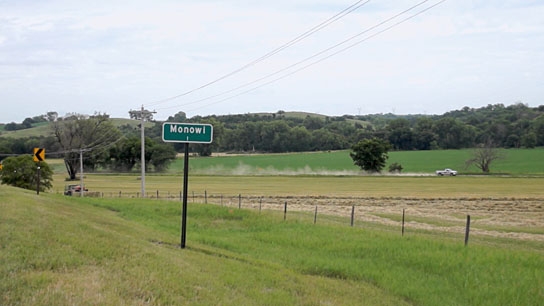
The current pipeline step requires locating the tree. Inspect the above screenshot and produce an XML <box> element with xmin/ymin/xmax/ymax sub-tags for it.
<box><xmin>52</xmin><ymin>113</ymin><xmax>121</xmax><ymax>180</ymax></box>
<box><xmin>106</xmin><ymin>137</ymin><xmax>176</xmax><ymax>172</ymax></box>
<box><xmin>4</xmin><ymin>122</ymin><xmax>19</xmax><ymax>131</ymax></box>
<box><xmin>46</xmin><ymin>111</ymin><xmax>59</xmax><ymax>122</ymax></box>
<box><xmin>386</xmin><ymin>118</ymin><xmax>413</xmax><ymax>150</ymax></box>
<box><xmin>413</xmin><ymin>117</ymin><xmax>437</xmax><ymax>150</ymax></box>
<box><xmin>22</xmin><ymin>117</ymin><xmax>34</xmax><ymax>129</ymax></box>
<box><xmin>108</xmin><ymin>136</ymin><xmax>140</xmax><ymax>171</ymax></box>
<box><xmin>521</xmin><ymin>132</ymin><xmax>537</xmax><ymax>148</ymax></box>
<box><xmin>285</xmin><ymin>126</ymin><xmax>311</xmax><ymax>152</ymax></box>
<box><xmin>433</xmin><ymin>117</ymin><xmax>475</xmax><ymax>149</ymax></box>
<box><xmin>303</xmin><ymin>116</ymin><xmax>325</xmax><ymax>130</ymax></box>
<box><xmin>350</xmin><ymin>138</ymin><xmax>391</xmax><ymax>173</ymax></box>
<box><xmin>167</xmin><ymin>111</ymin><xmax>187</xmax><ymax>122</ymax></box>
<box><xmin>465</xmin><ymin>142</ymin><xmax>505</xmax><ymax>173</ymax></box>
<box><xmin>0</xmin><ymin>155</ymin><xmax>53</xmax><ymax>191</ymax></box>
<box><xmin>311</xmin><ymin>128</ymin><xmax>347</xmax><ymax>151</ymax></box>
<box><xmin>148</xmin><ymin>142</ymin><xmax>177</xmax><ymax>172</ymax></box>
<box><xmin>388</xmin><ymin>162</ymin><xmax>403</xmax><ymax>173</ymax></box>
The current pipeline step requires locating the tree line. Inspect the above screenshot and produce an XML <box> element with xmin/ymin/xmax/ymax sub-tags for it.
<box><xmin>1</xmin><ymin>103</ymin><xmax>543</xmax><ymax>178</ymax></box>
<box><xmin>1</xmin><ymin>113</ymin><xmax>176</xmax><ymax>180</ymax></box>
<box><xmin>160</xmin><ymin>103</ymin><xmax>544</xmax><ymax>154</ymax></box>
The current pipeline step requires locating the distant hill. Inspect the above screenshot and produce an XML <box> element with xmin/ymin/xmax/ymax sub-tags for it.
<box><xmin>0</xmin><ymin>122</ymin><xmax>52</xmax><ymax>138</ymax></box>
<box><xmin>2</xmin><ymin>104</ymin><xmax>544</xmax><ymax>153</ymax></box>
<box><xmin>0</xmin><ymin>118</ymin><xmax>150</xmax><ymax>139</ymax></box>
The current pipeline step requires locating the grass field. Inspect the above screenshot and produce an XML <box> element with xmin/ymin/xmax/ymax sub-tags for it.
<box><xmin>45</xmin><ymin>147</ymin><xmax>544</xmax><ymax>199</ymax></box>
<box><xmin>52</xmin><ymin>174</ymin><xmax>544</xmax><ymax>199</ymax></box>
<box><xmin>4</xmin><ymin>149</ymin><xmax>543</xmax><ymax>305</ymax></box>
<box><xmin>176</xmin><ymin>148</ymin><xmax>544</xmax><ymax>175</ymax></box>
<box><xmin>1</xmin><ymin>185</ymin><xmax>542</xmax><ymax>305</ymax></box>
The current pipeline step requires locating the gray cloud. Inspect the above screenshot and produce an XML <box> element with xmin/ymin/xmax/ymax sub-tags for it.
<box><xmin>0</xmin><ymin>0</ymin><xmax>543</xmax><ymax>122</ymax></box>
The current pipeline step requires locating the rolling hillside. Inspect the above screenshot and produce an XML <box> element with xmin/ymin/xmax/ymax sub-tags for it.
<box><xmin>0</xmin><ymin>118</ymin><xmax>149</xmax><ymax>138</ymax></box>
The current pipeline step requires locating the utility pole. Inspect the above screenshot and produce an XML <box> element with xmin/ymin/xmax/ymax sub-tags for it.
<box><xmin>129</xmin><ymin>106</ymin><xmax>156</xmax><ymax>198</ymax></box>
<box><xmin>140</xmin><ymin>105</ymin><xmax>145</xmax><ymax>198</ymax></box>
<box><xmin>80</xmin><ymin>149</ymin><xmax>84</xmax><ymax>197</ymax></box>
<box><xmin>79</xmin><ymin>148</ymin><xmax>90</xmax><ymax>197</ymax></box>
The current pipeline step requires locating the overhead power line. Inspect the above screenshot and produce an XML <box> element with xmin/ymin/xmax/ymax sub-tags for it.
<box><xmin>144</xmin><ymin>0</ymin><xmax>372</xmax><ymax>108</ymax></box>
<box><xmin>157</xmin><ymin>0</ymin><xmax>447</xmax><ymax>113</ymax></box>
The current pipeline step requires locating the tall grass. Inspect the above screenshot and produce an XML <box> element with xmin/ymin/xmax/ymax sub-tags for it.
<box><xmin>88</xmin><ymin>196</ymin><xmax>543</xmax><ymax>306</ymax></box>
<box><xmin>1</xmin><ymin>186</ymin><xmax>406</xmax><ymax>305</ymax></box>
<box><xmin>3</xmin><ymin>186</ymin><xmax>543</xmax><ymax>305</ymax></box>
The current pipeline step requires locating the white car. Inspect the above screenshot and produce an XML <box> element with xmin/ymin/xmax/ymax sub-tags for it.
<box><xmin>435</xmin><ymin>168</ymin><xmax>457</xmax><ymax>176</ymax></box>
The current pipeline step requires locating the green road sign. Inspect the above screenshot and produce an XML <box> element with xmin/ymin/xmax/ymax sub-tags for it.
<box><xmin>162</xmin><ymin>122</ymin><xmax>213</xmax><ymax>143</ymax></box>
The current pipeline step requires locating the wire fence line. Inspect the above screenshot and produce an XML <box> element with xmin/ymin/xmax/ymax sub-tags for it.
<box><xmin>60</xmin><ymin>190</ymin><xmax>544</xmax><ymax>245</ymax></box>
<box><xmin>58</xmin><ymin>188</ymin><xmax>544</xmax><ymax>243</ymax></box>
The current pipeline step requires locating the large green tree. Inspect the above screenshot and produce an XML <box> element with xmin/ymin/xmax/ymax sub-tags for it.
<box><xmin>350</xmin><ymin>138</ymin><xmax>391</xmax><ymax>173</ymax></box>
<box><xmin>413</xmin><ymin>117</ymin><xmax>437</xmax><ymax>150</ymax></box>
<box><xmin>386</xmin><ymin>118</ymin><xmax>413</xmax><ymax>150</ymax></box>
<box><xmin>0</xmin><ymin>155</ymin><xmax>53</xmax><ymax>191</ymax></box>
<box><xmin>52</xmin><ymin>113</ymin><xmax>121</xmax><ymax>180</ymax></box>
<box><xmin>107</xmin><ymin>136</ymin><xmax>176</xmax><ymax>172</ymax></box>
<box><xmin>148</xmin><ymin>142</ymin><xmax>177</xmax><ymax>172</ymax></box>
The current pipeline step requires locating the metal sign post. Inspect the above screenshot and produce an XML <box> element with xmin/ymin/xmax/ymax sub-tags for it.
<box><xmin>162</xmin><ymin>122</ymin><xmax>213</xmax><ymax>249</ymax></box>
<box><xmin>33</xmin><ymin>148</ymin><xmax>45</xmax><ymax>195</ymax></box>
<box><xmin>37</xmin><ymin>162</ymin><xmax>41</xmax><ymax>195</ymax></box>
<box><xmin>181</xmin><ymin>143</ymin><xmax>189</xmax><ymax>248</ymax></box>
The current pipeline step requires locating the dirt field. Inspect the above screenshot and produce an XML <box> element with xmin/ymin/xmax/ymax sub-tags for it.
<box><xmin>204</xmin><ymin>195</ymin><xmax>544</xmax><ymax>243</ymax></box>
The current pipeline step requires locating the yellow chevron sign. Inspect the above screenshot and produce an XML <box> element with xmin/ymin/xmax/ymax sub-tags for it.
<box><xmin>33</xmin><ymin>148</ymin><xmax>45</xmax><ymax>162</ymax></box>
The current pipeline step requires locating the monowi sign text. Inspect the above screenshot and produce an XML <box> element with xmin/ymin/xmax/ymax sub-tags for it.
<box><xmin>162</xmin><ymin>122</ymin><xmax>213</xmax><ymax>143</ymax></box>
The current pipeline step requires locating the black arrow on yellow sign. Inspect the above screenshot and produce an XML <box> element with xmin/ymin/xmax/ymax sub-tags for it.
<box><xmin>33</xmin><ymin>148</ymin><xmax>45</xmax><ymax>162</ymax></box>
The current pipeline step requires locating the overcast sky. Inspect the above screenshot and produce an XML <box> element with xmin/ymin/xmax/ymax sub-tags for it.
<box><xmin>1</xmin><ymin>0</ymin><xmax>543</xmax><ymax>123</ymax></box>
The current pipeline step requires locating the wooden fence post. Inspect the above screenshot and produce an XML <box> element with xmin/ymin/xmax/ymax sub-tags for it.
<box><xmin>283</xmin><ymin>201</ymin><xmax>287</xmax><ymax>220</ymax></box>
<box><xmin>350</xmin><ymin>206</ymin><xmax>355</xmax><ymax>227</ymax></box>
<box><xmin>465</xmin><ymin>215</ymin><xmax>471</xmax><ymax>246</ymax></box>
<box><xmin>402</xmin><ymin>209</ymin><xmax>406</xmax><ymax>236</ymax></box>
<box><xmin>238</xmin><ymin>194</ymin><xmax>242</xmax><ymax>209</ymax></box>
<box><xmin>259</xmin><ymin>197</ymin><xmax>262</xmax><ymax>213</ymax></box>
<box><xmin>205</xmin><ymin>190</ymin><xmax>207</xmax><ymax>204</ymax></box>
<box><xmin>314</xmin><ymin>206</ymin><xmax>318</xmax><ymax>224</ymax></box>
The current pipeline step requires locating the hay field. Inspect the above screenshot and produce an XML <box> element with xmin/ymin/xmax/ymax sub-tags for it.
<box><xmin>52</xmin><ymin>173</ymin><xmax>544</xmax><ymax>244</ymax></box>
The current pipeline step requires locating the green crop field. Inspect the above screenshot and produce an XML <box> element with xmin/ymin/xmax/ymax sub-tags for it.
<box><xmin>173</xmin><ymin>148</ymin><xmax>544</xmax><ymax>175</ymax></box>
<box><xmin>44</xmin><ymin>148</ymin><xmax>544</xmax><ymax>198</ymax></box>
<box><xmin>1</xmin><ymin>185</ymin><xmax>543</xmax><ymax>305</ymax></box>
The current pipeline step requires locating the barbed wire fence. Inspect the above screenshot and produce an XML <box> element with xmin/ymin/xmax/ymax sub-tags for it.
<box><xmin>55</xmin><ymin>188</ymin><xmax>488</xmax><ymax>245</ymax></box>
